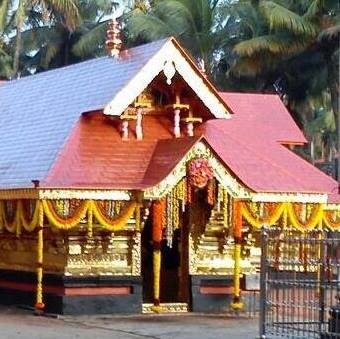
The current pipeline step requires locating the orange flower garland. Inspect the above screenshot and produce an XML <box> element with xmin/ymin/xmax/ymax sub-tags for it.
<box><xmin>231</xmin><ymin>200</ymin><xmax>244</xmax><ymax>311</ymax></box>
<box><xmin>151</xmin><ymin>199</ymin><xmax>166</xmax><ymax>312</ymax></box>
<box><xmin>152</xmin><ymin>199</ymin><xmax>166</xmax><ymax>242</ymax></box>
<box><xmin>42</xmin><ymin>200</ymin><xmax>89</xmax><ymax>230</ymax></box>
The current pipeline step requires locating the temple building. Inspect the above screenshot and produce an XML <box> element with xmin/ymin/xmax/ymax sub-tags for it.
<box><xmin>0</xmin><ymin>19</ymin><xmax>338</xmax><ymax>315</ymax></box>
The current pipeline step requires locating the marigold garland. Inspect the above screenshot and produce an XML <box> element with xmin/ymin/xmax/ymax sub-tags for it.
<box><xmin>42</xmin><ymin>200</ymin><xmax>90</xmax><ymax>230</ymax></box>
<box><xmin>21</xmin><ymin>200</ymin><xmax>41</xmax><ymax>232</ymax></box>
<box><xmin>240</xmin><ymin>202</ymin><xmax>285</xmax><ymax>229</ymax></box>
<box><xmin>286</xmin><ymin>203</ymin><xmax>323</xmax><ymax>231</ymax></box>
<box><xmin>152</xmin><ymin>250</ymin><xmax>161</xmax><ymax>310</ymax></box>
<box><xmin>152</xmin><ymin>199</ymin><xmax>166</xmax><ymax>242</ymax></box>
<box><xmin>323</xmin><ymin>210</ymin><xmax>340</xmax><ymax>230</ymax></box>
<box><xmin>231</xmin><ymin>201</ymin><xmax>243</xmax><ymax>311</ymax></box>
<box><xmin>92</xmin><ymin>200</ymin><xmax>136</xmax><ymax>232</ymax></box>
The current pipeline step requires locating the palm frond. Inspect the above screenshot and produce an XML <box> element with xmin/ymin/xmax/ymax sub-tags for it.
<box><xmin>229</xmin><ymin>55</ymin><xmax>270</xmax><ymax>76</ymax></box>
<box><xmin>72</xmin><ymin>21</ymin><xmax>106</xmax><ymax>57</ymax></box>
<box><xmin>260</xmin><ymin>1</ymin><xmax>317</xmax><ymax>36</ymax></box>
<box><xmin>303</xmin><ymin>0</ymin><xmax>323</xmax><ymax>20</ymax></box>
<box><xmin>47</xmin><ymin>0</ymin><xmax>80</xmax><ymax>30</ymax></box>
<box><xmin>318</xmin><ymin>25</ymin><xmax>340</xmax><ymax>43</ymax></box>
<box><xmin>233</xmin><ymin>34</ymin><xmax>311</xmax><ymax>56</ymax></box>
<box><xmin>0</xmin><ymin>0</ymin><xmax>11</xmax><ymax>33</ymax></box>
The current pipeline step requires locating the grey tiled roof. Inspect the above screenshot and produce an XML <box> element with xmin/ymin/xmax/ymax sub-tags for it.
<box><xmin>0</xmin><ymin>39</ymin><xmax>168</xmax><ymax>188</ymax></box>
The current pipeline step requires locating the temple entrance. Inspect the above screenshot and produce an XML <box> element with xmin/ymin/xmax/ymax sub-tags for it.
<box><xmin>141</xmin><ymin>184</ymin><xmax>215</xmax><ymax>312</ymax></box>
<box><xmin>141</xmin><ymin>201</ymin><xmax>190</xmax><ymax>312</ymax></box>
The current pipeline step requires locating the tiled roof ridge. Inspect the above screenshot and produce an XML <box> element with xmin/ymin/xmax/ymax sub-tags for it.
<box><xmin>1</xmin><ymin>38</ymin><xmax>171</xmax><ymax>87</ymax></box>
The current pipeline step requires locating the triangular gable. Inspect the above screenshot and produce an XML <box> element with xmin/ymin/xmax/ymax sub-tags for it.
<box><xmin>103</xmin><ymin>37</ymin><xmax>231</xmax><ymax>119</ymax></box>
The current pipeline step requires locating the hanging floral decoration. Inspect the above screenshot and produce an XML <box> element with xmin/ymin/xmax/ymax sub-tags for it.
<box><xmin>241</xmin><ymin>202</ymin><xmax>285</xmax><ymax>229</ymax></box>
<box><xmin>286</xmin><ymin>203</ymin><xmax>323</xmax><ymax>230</ymax></box>
<box><xmin>188</xmin><ymin>158</ymin><xmax>214</xmax><ymax>189</ymax></box>
<box><xmin>152</xmin><ymin>199</ymin><xmax>166</xmax><ymax>243</ymax></box>
<box><xmin>231</xmin><ymin>200</ymin><xmax>244</xmax><ymax>311</ymax></box>
<box><xmin>43</xmin><ymin>200</ymin><xmax>90</xmax><ymax>230</ymax></box>
<box><xmin>323</xmin><ymin>209</ymin><xmax>340</xmax><ymax>229</ymax></box>
<box><xmin>207</xmin><ymin>179</ymin><xmax>216</xmax><ymax>206</ymax></box>
<box><xmin>91</xmin><ymin>200</ymin><xmax>137</xmax><ymax>232</ymax></box>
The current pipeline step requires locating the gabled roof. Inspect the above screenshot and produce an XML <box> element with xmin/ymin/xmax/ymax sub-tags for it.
<box><xmin>0</xmin><ymin>38</ymin><xmax>229</xmax><ymax>189</ymax></box>
<box><xmin>201</xmin><ymin>119</ymin><xmax>338</xmax><ymax>195</ymax></box>
<box><xmin>43</xmin><ymin>110</ymin><xmax>338</xmax><ymax>201</ymax></box>
<box><xmin>219</xmin><ymin>92</ymin><xmax>307</xmax><ymax>144</ymax></box>
<box><xmin>0</xmin><ymin>37</ymin><xmax>337</xmax><ymax>202</ymax></box>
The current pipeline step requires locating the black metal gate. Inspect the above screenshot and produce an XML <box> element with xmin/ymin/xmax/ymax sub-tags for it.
<box><xmin>259</xmin><ymin>227</ymin><xmax>340</xmax><ymax>338</ymax></box>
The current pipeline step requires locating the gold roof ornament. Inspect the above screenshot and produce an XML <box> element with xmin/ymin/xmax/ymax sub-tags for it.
<box><xmin>106</xmin><ymin>17</ymin><xmax>122</xmax><ymax>58</ymax></box>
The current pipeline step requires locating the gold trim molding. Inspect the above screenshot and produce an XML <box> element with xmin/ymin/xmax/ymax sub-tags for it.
<box><xmin>142</xmin><ymin>303</ymin><xmax>188</xmax><ymax>314</ymax></box>
<box><xmin>0</xmin><ymin>189</ymin><xmax>132</xmax><ymax>200</ymax></box>
<box><xmin>251</xmin><ymin>192</ymin><xmax>328</xmax><ymax>204</ymax></box>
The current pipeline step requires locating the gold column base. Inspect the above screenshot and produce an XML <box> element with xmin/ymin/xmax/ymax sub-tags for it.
<box><xmin>142</xmin><ymin>303</ymin><xmax>188</xmax><ymax>314</ymax></box>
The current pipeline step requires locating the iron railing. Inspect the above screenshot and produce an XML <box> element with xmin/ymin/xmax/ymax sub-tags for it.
<box><xmin>259</xmin><ymin>227</ymin><xmax>340</xmax><ymax>339</ymax></box>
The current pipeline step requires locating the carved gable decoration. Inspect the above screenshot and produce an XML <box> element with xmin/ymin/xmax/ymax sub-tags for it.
<box><xmin>103</xmin><ymin>38</ymin><xmax>230</xmax><ymax>120</ymax></box>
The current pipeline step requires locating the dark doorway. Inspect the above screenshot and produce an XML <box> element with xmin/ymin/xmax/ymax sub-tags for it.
<box><xmin>141</xmin><ymin>205</ymin><xmax>190</xmax><ymax>304</ymax></box>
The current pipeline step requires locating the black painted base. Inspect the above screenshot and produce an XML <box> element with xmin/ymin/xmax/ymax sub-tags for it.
<box><xmin>190</xmin><ymin>275</ymin><xmax>260</xmax><ymax>313</ymax></box>
<box><xmin>0</xmin><ymin>270</ymin><xmax>142</xmax><ymax>315</ymax></box>
<box><xmin>191</xmin><ymin>275</ymin><xmax>234</xmax><ymax>313</ymax></box>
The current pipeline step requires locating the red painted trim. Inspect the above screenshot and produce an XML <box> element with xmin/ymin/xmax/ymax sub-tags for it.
<box><xmin>200</xmin><ymin>286</ymin><xmax>233</xmax><ymax>294</ymax></box>
<box><xmin>0</xmin><ymin>280</ymin><xmax>132</xmax><ymax>296</ymax></box>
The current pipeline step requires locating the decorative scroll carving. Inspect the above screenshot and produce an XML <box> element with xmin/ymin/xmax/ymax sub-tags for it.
<box><xmin>131</xmin><ymin>231</ymin><xmax>141</xmax><ymax>275</ymax></box>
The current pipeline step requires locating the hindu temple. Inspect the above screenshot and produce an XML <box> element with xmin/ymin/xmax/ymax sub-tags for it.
<box><xmin>0</xmin><ymin>18</ymin><xmax>338</xmax><ymax>315</ymax></box>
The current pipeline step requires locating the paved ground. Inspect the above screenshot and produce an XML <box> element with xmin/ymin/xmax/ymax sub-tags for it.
<box><xmin>0</xmin><ymin>306</ymin><xmax>259</xmax><ymax>339</ymax></box>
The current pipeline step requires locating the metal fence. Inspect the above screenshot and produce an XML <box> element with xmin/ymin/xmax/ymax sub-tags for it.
<box><xmin>259</xmin><ymin>227</ymin><xmax>340</xmax><ymax>339</ymax></box>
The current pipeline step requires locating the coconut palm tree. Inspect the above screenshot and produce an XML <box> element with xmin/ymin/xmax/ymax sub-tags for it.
<box><xmin>124</xmin><ymin>0</ymin><xmax>233</xmax><ymax>76</ymax></box>
<box><xmin>20</xmin><ymin>0</ymin><xmax>118</xmax><ymax>74</ymax></box>
<box><xmin>0</xmin><ymin>0</ymin><xmax>80</xmax><ymax>77</ymax></box>
<box><xmin>229</xmin><ymin>0</ymin><xmax>339</xmax><ymax>142</ymax></box>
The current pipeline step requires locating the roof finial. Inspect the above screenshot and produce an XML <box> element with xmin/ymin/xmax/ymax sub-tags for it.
<box><xmin>106</xmin><ymin>16</ymin><xmax>122</xmax><ymax>58</ymax></box>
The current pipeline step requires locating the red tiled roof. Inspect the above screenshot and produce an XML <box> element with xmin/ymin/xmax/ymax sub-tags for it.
<box><xmin>201</xmin><ymin>119</ymin><xmax>338</xmax><ymax>194</ymax></box>
<box><xmin>44</xmin><ymin>109</ymin><xmax>339</xmax><ymax>199</ymax></box>
<box><xmin>219</xmin><ymin>92</ymin><xmax>307</xmax><ymax>144</ymax></box>
<box><xmin>44</xmin><ymin>112</ymin><xmax>198</xmax><ymax>189</ymax></box>
<box><xmin>44</xmin><ymin>94</ymin><xmax>338</xmax><ymax>200</ymax></box>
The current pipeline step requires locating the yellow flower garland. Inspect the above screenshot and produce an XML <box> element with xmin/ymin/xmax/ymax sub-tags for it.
<box><xmin>323</xmin><ymin>210</ymin><xmax>340</xmax><ymax>230</ymax></box>
<box><xmin>92</xmin><ymin>200</ymin><xmax>136</xmax><ymax>232</ymax></box>
<box><xmin>20</xmin><ymin>200</ymin><xmax>40</xmax><ymax>232</ymax></box>
<box><xmin>286</xmin><ymin>203</ymin><xmax>323</xmax><ymax>231</ymax></box>
<box><xmin>152</xmin><ymin>249</ymin><xmax>162</xmax><ymax>313</ymax></box>
<box><xmin>42</xmin><ymin>199</ymin><xmax>90</xmax><ymax>230</ymax></box>
<box><xmin>240</xmin><ymin>202</ymin><xmax>285</xmax><ymax>228</ymax></box>
<box><xmin>240</xmin><ymin>202</ymin><xmax>338</xmax><ymax>231</ymax></box>
<box><xmin>0</xmin><ymin>200</ymin><xmax>20</xmax><ymax>234</ymax></box>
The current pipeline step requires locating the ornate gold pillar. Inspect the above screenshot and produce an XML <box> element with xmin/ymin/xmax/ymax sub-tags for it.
<box><xmin>231</xmin><ymin>200</ymin><xmax>244</xmax><ymax>310</ymax></box>
<box><xmin>35</xmin><ymin>200</ymin><xmax>44</xmax><ymax>311</ymax></box>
